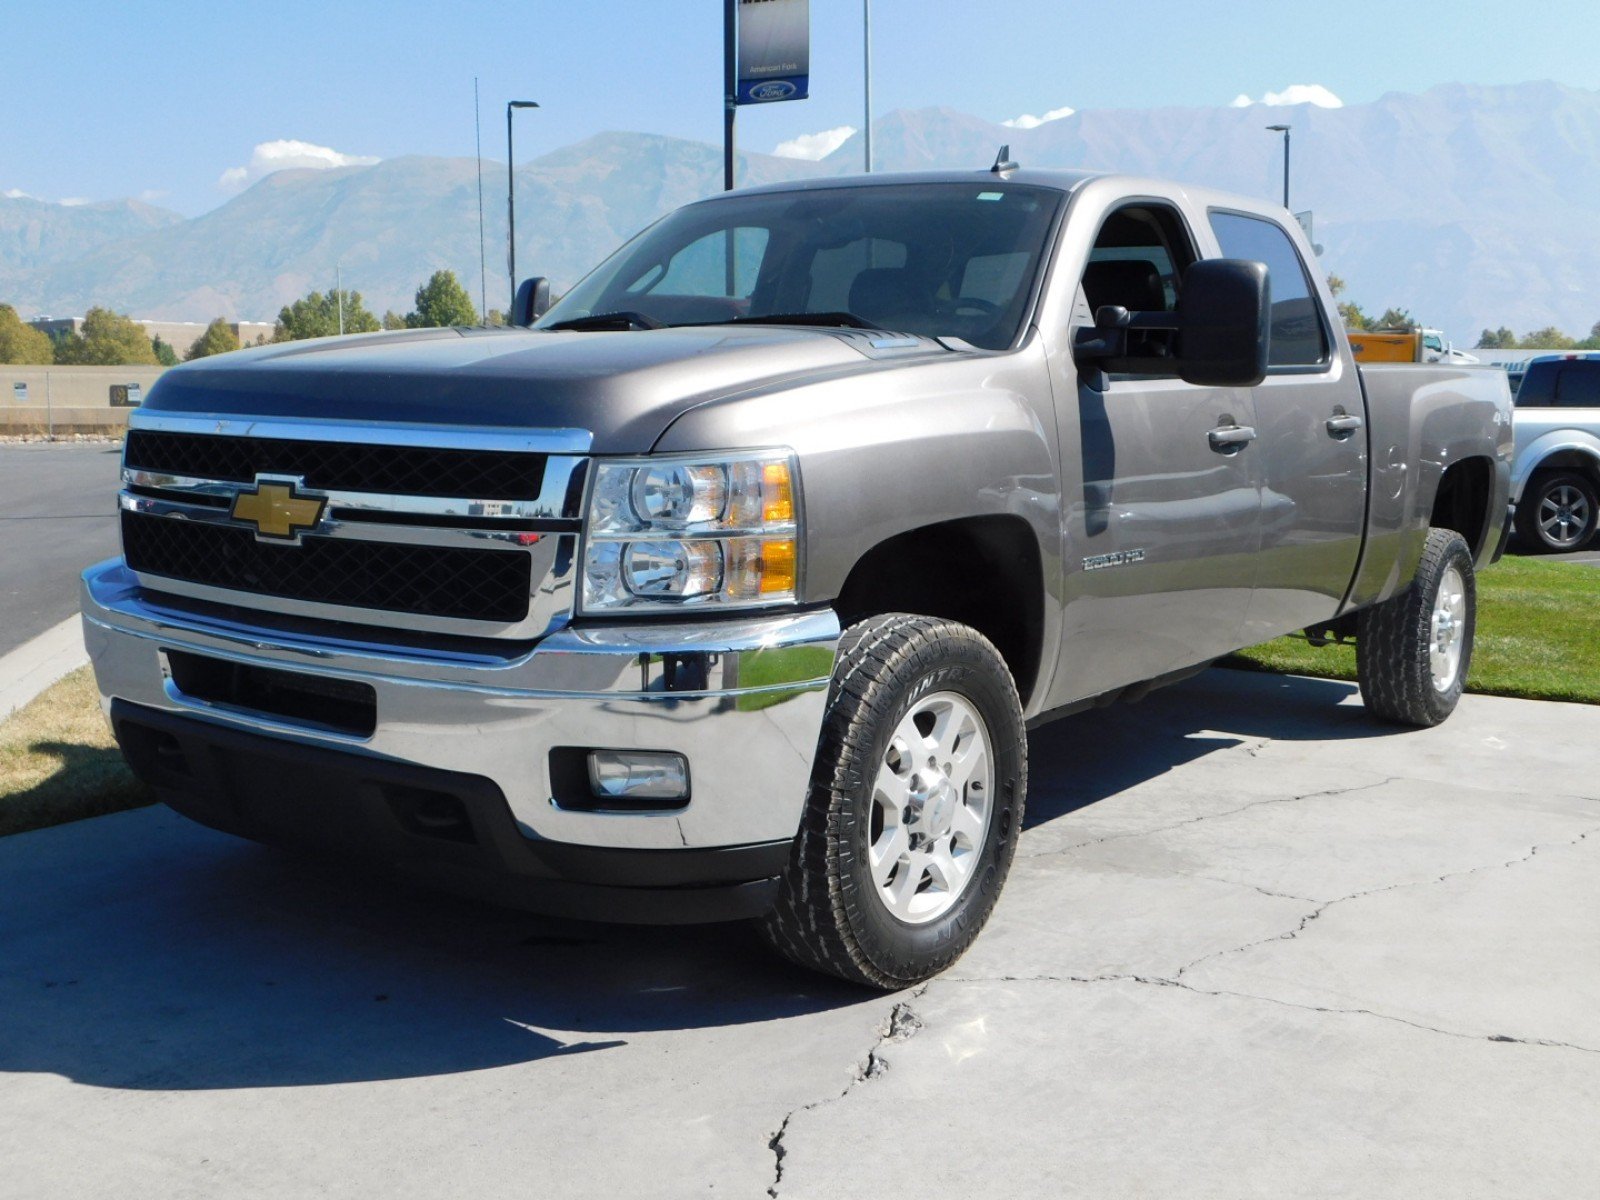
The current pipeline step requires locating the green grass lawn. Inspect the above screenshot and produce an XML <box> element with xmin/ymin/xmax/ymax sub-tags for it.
<box><xmin>1231</xmin><ymin>555</ymin><xmax>1600</xmax><ymax>704</ymax></box>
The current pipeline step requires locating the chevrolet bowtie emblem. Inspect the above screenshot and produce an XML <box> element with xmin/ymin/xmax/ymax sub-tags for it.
<box><xmin>230</xmin><ymin>478</ymin><xmax>327</xmax><ymax>541</ymax></box>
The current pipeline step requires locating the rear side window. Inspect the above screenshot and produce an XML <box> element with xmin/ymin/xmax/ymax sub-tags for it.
<box><xmin>1209</xmin><ymin>211</ymin><xmax>1329</xmax><ymax>367</ymax></box>
<box><xmin>1517</xmin><ymin>361</ymin><xmax>1600</xmax><ymax>408</ymax></box>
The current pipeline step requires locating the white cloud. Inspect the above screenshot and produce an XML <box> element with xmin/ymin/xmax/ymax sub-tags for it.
<box><xmin>59</xmin><ymin>197</ymin><xmax>90</xmax><ymax>206</ymax></box>
<box><xmin>218</xmin><ymin>139</ymin><xmax>381</xmax><ymax>191</ymax></box>
<box><xmin>2</xmin><ymin>188</ymin><xmax>33</xmax><ymax>200</ymax></box>
<box><xmin>773</xmin><ymin>125</ymin><xmax>857</xmax><ymax>161</ymax></box>
<box><xmin>1002</xmin><ymin>104</ymin><xmax>1076</xmax><ymax>130</ymax></box>
<box><xmin>137</xmin><ymin>189</ymin><xmax>168</xmax><ymax>203</ymax></box>
<box><xmin>1230</xmin><ymin>84</ymin><xmax>1343</xmax><ymax>109</ymax></box>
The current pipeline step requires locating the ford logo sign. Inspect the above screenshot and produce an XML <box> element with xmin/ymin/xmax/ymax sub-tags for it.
<box><xmin>749</xmin><ymin>80</ymin><xmax>797</xmax><ymax>102</ymax></box>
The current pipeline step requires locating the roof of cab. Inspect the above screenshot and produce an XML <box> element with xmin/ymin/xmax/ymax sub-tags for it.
<box><xmin>711</xmin><ymin>167</ymin><xmax>1108</xmax><ymax>200</ymax></box>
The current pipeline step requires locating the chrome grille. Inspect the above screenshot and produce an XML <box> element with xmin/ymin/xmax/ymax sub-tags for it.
<box><xmin>125</xmin><ymin>429</ymin><xmax>546</xmax><ymax>499</ymax></box>
<box><xmin>118</xmin><ymin>414</ymin><xmax>588</xmax><ymax>637</ymax></box>
<box><xmin>122</xmin><ymin>511</ymin><xmax>534</xmax><ymax>623</ymax></box>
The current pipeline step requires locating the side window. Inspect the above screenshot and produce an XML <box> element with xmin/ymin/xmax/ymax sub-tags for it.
<box><xmin>1210</xmin><ymin>211</ymin><xmax>1330</xmax><ymax>368</ymax></box>
<box><xmin>627</xmin><ymin>227</ymin><xmax>769</xmax><ymax>299</ymax></box>
<box><xmin>1557</xmin><ymin>363</ymin><xmax>1600</xmax><ymax>407</ymax></box>
<box><xmin>1081</xmin><ymin>204</ymin><xmax>1194</xmax><ymax>317</ymax></box>
<box><xmin>1079</xmin><ymin>204</ymin><xmax>1197</xmax><ymax>363</ymax></box>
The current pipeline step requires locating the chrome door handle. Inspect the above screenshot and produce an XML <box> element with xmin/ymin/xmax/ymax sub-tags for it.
<box><xmin>1208</xmin><ymin>425</ymin><xmax>1258</xmax><ymax>453</ymax></box>
<box><xmin>1326</xmin><ymin>413</ymin><xmax>1364</xmax><ymax>437</ymax></box>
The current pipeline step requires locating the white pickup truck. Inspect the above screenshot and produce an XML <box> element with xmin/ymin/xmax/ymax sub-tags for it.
<box><xmin>1511</xmin><ymin>354</ymin><xmax>1600</xmax><ymax>551</ymax></box>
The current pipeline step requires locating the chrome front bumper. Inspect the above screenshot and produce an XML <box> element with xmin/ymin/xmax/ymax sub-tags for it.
<box><xmin>82</xmin><ymin>559</ymin><xmax>838</xmax><ymax>852</ymax></box>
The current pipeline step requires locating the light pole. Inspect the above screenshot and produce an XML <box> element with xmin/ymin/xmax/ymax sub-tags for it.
<box><xmin>507</xmin><ymin>99</ymin><xmax>539</xmax><ymax>308</ymax></box>
<box><xmin>1266</xmin><ymin>123</ymin><xmax>1290</xmax><ymax>209</ymax></box>
<box><xmin>863</xmin><ymin>0</ymin><xmax>873</xmax><ymax>172</ymax></box>
<box><xmin>723</xmin><ymin>0</ymin><xmax>737</xmax><ymax>191</ymax></box>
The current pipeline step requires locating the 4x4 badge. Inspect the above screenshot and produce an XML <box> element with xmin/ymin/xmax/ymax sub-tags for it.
<box><xmin>230</xmin><ymin>477</ymin><xmax>327</xmax><ymax>542</ymax></box>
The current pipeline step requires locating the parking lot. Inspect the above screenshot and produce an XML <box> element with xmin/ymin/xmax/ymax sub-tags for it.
<box><xmin>0</xmin><ymin>444</ymin><xmax>120</xmax><ymax>655</ymax></box>
<box><xmin>3</xmin><ymin>666</ymin><xmax>1595</xmax><ymax>1198</ymax></box>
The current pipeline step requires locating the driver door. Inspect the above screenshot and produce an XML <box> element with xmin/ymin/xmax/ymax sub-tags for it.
<box><xmin>1047</xmin><ymin>199</ymin><xmax>1264</xmax><ymax>704</ymax></box>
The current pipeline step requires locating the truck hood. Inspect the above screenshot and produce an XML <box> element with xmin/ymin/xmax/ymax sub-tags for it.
<box><xmin>143</xmin><ymin>325</ymin><xmax>939</xmax><ymax>454</ymax></box>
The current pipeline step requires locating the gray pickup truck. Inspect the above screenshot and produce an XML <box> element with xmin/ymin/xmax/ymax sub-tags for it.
<box><xmin>83</xmin><ymin>168</ymin><xmax>1514</xmax><ymax>988</ymax></box>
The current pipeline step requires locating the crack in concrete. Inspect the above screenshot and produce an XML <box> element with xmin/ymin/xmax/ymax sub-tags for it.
<box><xmin>765</xmin><ymin>988</ymin><xmax>927</xmax><ymax>1197</ymax></box>
<box><xmin>1020</xmin><ymin>775</ymin><xmax>1402</xmax><ymax>861</ymax></box>
<box><xmin>1171</xmin><ymin>825</ymin><xmax>1600</xmax><ymax>982</ymax></box>
<box><xmin>934</xmin><ymin>971</ymin><xmax>1600</xmax><ymax>1056</ymax></box>
<box><xmin>947</xmin><ymin>825</ymin><xmax>1600</xmax><ymax>1056</ymax></box>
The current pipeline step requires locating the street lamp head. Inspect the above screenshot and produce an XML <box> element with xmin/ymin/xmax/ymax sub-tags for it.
<box><xmin>508</xmin><ymin>100</ymin><xmax>540</xmax><ymax>110</ymax></box>
<box><xmin>1266</xmin><ymin>123</ymin><xmax>1290</xmax><ymax>133</ymax></box>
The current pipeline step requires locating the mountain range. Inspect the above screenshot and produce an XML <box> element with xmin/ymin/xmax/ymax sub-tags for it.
<box><xmin>4</xmin><ymin>80</ymin><xmax>1597</xmax><ymax>341</ymax></box>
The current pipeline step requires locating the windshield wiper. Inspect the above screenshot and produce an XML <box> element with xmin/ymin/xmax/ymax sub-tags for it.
<box><xmin>720</xmin><ymin>311</ymin><xmax>882</xmax><ymax>330</ymax></box>
<box><xmin>542</xmin><ymin>310</ymin><xmax>664</xmax><ymax>332</ymax></box>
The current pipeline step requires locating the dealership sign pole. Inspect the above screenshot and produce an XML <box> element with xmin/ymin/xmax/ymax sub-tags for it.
<box><xmin>725</xmin><ymin>0</ymin><xmax>810</xmax><ymax>191</ymax></box>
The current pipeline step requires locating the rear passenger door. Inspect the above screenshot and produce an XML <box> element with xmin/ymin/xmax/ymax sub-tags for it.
<box><xmin>1208</xmin><ymin>210</ymin><xmax>1367</xmax><ymax>643</ymax></box>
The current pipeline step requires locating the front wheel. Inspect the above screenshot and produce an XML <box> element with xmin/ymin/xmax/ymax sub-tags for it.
<box><xmin>759</xmin><ymin>615</ymin><xmax>1027</xmax><ymax>989</ymax></box>
<box><xmin>1356</xmin><ymin>527</ymin><xmax>1476</xmax><ymax>727</ymax></box>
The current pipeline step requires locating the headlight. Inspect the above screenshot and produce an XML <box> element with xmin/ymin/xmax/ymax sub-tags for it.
<box><xmin>581</xmin><ymin>450</ymin><xmax>801</xmax><ymax>612</ymax></box>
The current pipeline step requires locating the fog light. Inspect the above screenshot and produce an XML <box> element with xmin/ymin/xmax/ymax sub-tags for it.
<box><xmin>587</xmin><ymin>751</ymin><xmax>690</xmax><ymax>801</ymax></box>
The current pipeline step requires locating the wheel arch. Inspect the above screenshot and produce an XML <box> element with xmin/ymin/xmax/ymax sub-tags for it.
<box><xmin>1429</xmin><ymin>455</ymin><xmax>1497</xmax><ymax>561</ymax></box>
<box><xmin>1513</xmin><ymin>433</ymin><xmax>1600</xmax><ymax>502</ymax></box>
<box><xmin>832</xmin><ymin>514</ymin><xmax>1047</xmax><ymax>709</ymax></box>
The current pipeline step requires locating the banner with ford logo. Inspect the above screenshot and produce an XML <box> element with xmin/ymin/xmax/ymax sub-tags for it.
<box><xmin>737</xmin><ymin>0</ymin><xmax>809</xmax><ymax>105</ymax></box>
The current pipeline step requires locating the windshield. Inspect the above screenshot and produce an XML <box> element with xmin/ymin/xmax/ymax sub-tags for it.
<box><xmin>536</xmin><ymin>182</ymin><xmax>1063</xmax><ymax>350</ymax></box>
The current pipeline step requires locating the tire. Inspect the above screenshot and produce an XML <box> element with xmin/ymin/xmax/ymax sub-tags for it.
<box><xmin>759</xmin><ymin>614</ymin><xmax>1027</xmax><ymax>989</ymax></box>
<box><xmin>1515</xmin><ymin>469</ymin><xmax>1599</xmax><ymax>553</ymax></box>
<box><xmin>1357</xmin><ymin>527</ymin><xmax>1476</xmax><ymax>727</ymax></box>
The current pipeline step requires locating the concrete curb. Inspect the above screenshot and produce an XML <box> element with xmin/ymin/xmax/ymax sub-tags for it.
<box><xmin>0</xmin><ymin>616</ymin><xmax>89</xmax><ymax>723</ymax></box>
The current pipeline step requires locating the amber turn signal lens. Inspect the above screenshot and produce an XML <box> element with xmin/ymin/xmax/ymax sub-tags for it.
<box><xmin>762</xmin><ymin>462</ymin><xmax>794</xmax><ymax>525</ymax></box>
<box><xmin>759</xmin><ymin>538</ymin><xmax>797</xmax><ymax>595</ymax></box>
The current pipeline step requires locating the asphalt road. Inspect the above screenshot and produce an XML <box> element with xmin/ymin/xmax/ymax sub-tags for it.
<box><xmin>3</xmin><ymin>668</ymin><xmax>1596</xmax><ymax>1199</ymax></box>
<box><xmin>0</xmin><ymin>444</ymin><xmax>122</xmax><ymax>655</ymax></box>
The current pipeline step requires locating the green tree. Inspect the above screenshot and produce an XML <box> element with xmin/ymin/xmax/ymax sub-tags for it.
<box><xmin>53</xmin><ymin>307</ymin><xmax>159</xmax><ymax>365</ymax></box>
<box><xmin>187</xmin><ymin>317</ymin><xmax>241</xmax><ymax>360</ymax></box>
<box><xmin>1374</xmin><ymin>307</ymin><xmax>1416</xmax><ymax>331</ymax></box>
<box><xmin>151</xmin><ymin>335</ymin><xmax>180</xmax><ymax>366</ymax></box>
<box><xmin>381</xmin><ymin>310</ymin><xmax>407</xmax><ymax>330</ymax></box>
<box><xmin>1579</xmin><ymin>320</ymin><xmax>1600</xmax><ymax>351</ymax></box>
<box><xmin>1339</xmin><ymin>301</ymin><xmax>1373</xmax><ymax>332</ymax></box>
<box><xmin>0</xmin><ymin>304</ymin><xmax>54</xmax><ymax>364</ymax></box>
<box><xmin>485</xmin><ymin>308</ymin><xmax>504</xmax><ymax>327</ymax></box>
<box><xmin>1476</xmin><ymin>327</ymin><xmax>1517</xmax><ymax>349</ymax></box>
<box><xmin>273</xmin><ymin>290</ymin><xmax>380</xmax><ymax>341</ymax></box>
<box><xmin>1519</xmin><ymin>326</ymin><xmax>1577</xmax><ymax>350</ymax></box>
<box><xmin>405</xmin><ymin>269</ymin><xmax>477</xmax><ymax>328</ymax></box>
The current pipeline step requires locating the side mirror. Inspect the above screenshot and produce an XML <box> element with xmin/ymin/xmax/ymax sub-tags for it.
<box><xmin>1174</xmin><ymin>259</ymin><xmax>1270</xmax><ymax>387</ymax></box>
<box><xmin>1072</xmin><ymin>258</ymin><xmax>1271</xmax><ymax>388</ymax></box>
<box><xmin>512</xmin><ymin>276</ymin><xmax>551</xmax><ymax>327</ymax></box>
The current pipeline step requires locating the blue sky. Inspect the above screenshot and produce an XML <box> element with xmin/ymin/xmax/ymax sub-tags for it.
<box><xmin>4</xmin><ymin>0</ymin><xmax>1598</xmax><ymax>215</ymax></box>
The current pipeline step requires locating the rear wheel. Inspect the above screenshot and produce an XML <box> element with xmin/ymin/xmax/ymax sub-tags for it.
<box><xmin>1515</xmin><ymin>469</ymin><xmax>1599</xmax><ymax>553</ymax></box>
<box><xmin>759</xmin><ymin>614</ymin><xmax>1026</xmax><ymax>989</ymax></box>
<box><xmin>1357</xmin><ymin>527</ymin><xmax>1476</xmax><ymax>727</ymax></box>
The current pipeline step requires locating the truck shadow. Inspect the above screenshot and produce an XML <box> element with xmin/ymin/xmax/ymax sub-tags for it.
<box><xmin>1</xmin><ymin>668</ymin><xmax>1382</xmax><ymax>1093</ymax></box>
<box><xmin>1024</xmin><ymin>666</ymin><xmax>1393</xmax><ymax>828</ymax></box>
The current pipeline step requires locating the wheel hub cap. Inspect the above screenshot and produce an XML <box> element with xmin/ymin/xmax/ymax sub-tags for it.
<box><xmin>1539</xmin><ymin>485</ymin><xmax>1590</xmax><ymax>546</ymax></box>
<box><xmin>1429</xmin><ymin>565</ymin><xmax>1467</xmax><ymax>693</ymax></box>
<box><xmin>907</xmin><ymin>767</ymin><xmax>959</xmax><ymax>844</ymax></box>
<box><xmin>868</xmin><ymin>691</ymin><xmax>994</xmax><ymax>925</ymax></box>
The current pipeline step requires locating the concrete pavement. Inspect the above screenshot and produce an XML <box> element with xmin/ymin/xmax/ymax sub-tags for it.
<box><xmin>0</xmin><ymin>443</ymin><xmax>121</xmax><ymax>655</ymax></box>
<box><xmin>1</xmin><ymin>668</ymin><xmax>1596</xmax><ymax>1198</ymax></box>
